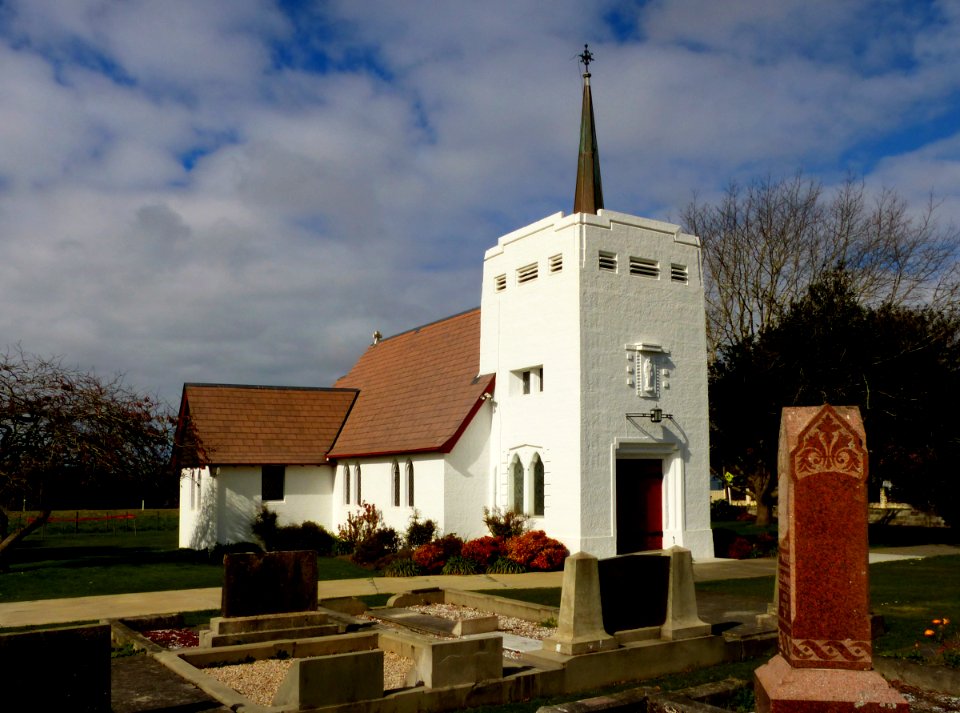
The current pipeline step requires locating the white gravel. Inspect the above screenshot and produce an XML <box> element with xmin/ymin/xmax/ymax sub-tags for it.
<box><xmin>408</xmin><ymin>602</ymin><xmax>557</xmax><ymax>640</ymax></box>
<box><xmin>204</xmin><ymin>651</ymin><xmax>415</xmax><ymax>706</ymax></box>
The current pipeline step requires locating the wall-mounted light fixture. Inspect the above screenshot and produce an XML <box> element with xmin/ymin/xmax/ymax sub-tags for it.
<box><xmin>627</xmin><ymin>407</ymin><xmax>674</xmax><ymax>424</ymax></box>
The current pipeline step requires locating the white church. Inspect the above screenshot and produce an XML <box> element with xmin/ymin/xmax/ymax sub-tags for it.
<box><xmin>176</xmin><ymin>55</ymin><xmax>715</xmax><ymax>560</ymax></box>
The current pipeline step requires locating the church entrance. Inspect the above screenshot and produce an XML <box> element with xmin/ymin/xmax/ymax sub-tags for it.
<box><xmin>615</xmin><ymin>458</ymin><xmax>663</xmax><ymax>553</ymax></box>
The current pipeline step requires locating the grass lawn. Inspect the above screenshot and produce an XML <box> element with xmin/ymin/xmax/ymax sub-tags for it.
<box><xmin>0</xmin><ymin>529</ymin><xmax>375</xmax><ymax>603</ymax></box>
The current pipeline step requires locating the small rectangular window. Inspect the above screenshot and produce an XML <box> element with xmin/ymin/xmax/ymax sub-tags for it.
<box><xmin>630</xmin><ymin>257</ymin><xmax>660</xmax><ymax>278</ymax></box>
<box><xmin>262</xmin><ymin>465</ymin><xmax>285</xmax><ymax>502</ymax></box>
<box><xmin>671</xmin><ymin>263</ymin><xmax>688</xmax><ymax>283</ymax></box>
<box><xmin>495</xmin><ymin>274</ymin><xmax>507</xmax><ymax>292</ymax></box>
<box><xmin>522</xmin><ymin>370</ymin><xmax>531</xmax><ymax>394</ymax></box>
<box><xmin>538</xmin><ymin>366</ymin><xmax>544</xmax><ymax>392</ymax></box>
<box><xmin>517</xmin><ymin>263</ymin><xmax>538</xmax><ymax>284</ymax></box>
<box><xmin>549</xmin><ymin>254</ymin><xmax>563</xmax><ymax>273</ymax></box>
<box><xmin>599</xmin><ymin>250</ymin><xmax>618</xmax><ymax>272</ymax></box>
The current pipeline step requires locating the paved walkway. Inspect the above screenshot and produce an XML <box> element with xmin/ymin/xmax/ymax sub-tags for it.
<box><xmin>1</xmin><ymin>544</ymin><xmax>956</xmax><ymax>629</ymax></box>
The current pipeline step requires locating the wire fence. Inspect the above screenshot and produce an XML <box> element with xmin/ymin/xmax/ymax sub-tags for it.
<box><xmin>7</xmin><ymin>509</ymin><xmax>179</xmax><ymax>537</ymax></box>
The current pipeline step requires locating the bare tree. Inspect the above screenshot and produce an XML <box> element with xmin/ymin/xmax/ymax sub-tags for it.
<box><xmin>683</xmin><ymin>174</ymin><xmax>960</xmax><ymax>355</ymax></box>
<box><xmin>0</xmin><ymin>348</ymin><xmax>174</xmax><ymax>568</ymax></box>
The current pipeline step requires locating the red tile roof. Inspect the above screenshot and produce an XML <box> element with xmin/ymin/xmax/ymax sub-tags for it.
<box><xmin>329</xmin><ymin>308</ymin><xmax>494</xmax><ymax>458</ymax></box>
<box><xmin>177</xmin><ymin>384</ymin><xmax>358</xmax><ymax>465</ymax></box>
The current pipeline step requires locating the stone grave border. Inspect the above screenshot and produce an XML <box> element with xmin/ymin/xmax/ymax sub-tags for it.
<box><xmin>107</xmin><ymin>586</ymin><xmax>778</xmax><ymax>713</ymax></box>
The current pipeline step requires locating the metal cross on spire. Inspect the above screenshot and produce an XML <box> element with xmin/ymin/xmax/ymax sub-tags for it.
<box><xmin>578</xmin><ymin>44</ymin><xmax>594</xmax><ymax>76</ymax></box>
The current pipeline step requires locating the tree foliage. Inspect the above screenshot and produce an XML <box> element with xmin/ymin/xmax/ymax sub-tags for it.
<box><xmin>0</xmin><ymin>348</ymin><xmax>174</xmax><ymax>564</ymax></box>
<box><xmin>710</xmin><ymin>271</ymin><xmax>960</xmax><ymax>526</ymax></box>
<box><xmin>683</xmin><ymin>175</ymin><xmax>960</xmax><ymax>355</ymax></box>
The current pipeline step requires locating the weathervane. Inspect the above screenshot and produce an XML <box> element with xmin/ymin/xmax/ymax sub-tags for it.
<box><xmin>578</xmin><ymin>44</ymin><xmax>594</xmax><ymax>76</ymax></box>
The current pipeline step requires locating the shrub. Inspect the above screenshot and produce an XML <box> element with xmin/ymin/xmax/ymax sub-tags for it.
<box><xmin>461</xmin><ymin>536</ymin><xmax>505</xmax><ymax>569</ymax></box>
<box><xmin>412</xmin><ymin>534</ymin><xmax>464</xmax><ymax>574</ymax></box>
<box><xmin>441</xmin><ymin>555</ymin><xmax>478</xmax><ymax>575</ymax></box>
<box><xmin>338</xmin><ymin>502</ymin><xmax>383</xmax><ymax>550</ymax></box>
<box><xmin>486</xmin><ymin>556</ymin><xmax>527</xmax><ymax>574</ymax></box>
<box><xmin>251</xmin><ymin>506</ymin><xmax>334</xmax><ymax>554</ymax></box>
<box><xmin>251</xmin><ymin>506</ymin><xmax>280</xmax><ymax>548</ymax></box>
<box><xmin>727</xmin><ymin>536</ymin><xmax>755</xmax><ymax>559</ymax></box>
<box><xmin>709</xmin><ymin>499</ymin><xmax>745</xmax><ymax>522</ymax></box>
<box><xmin>383</xmin><ymin>557</ymin><xmax>421</xmax><ymax>577</ymax></box>
<box><xmin>405</xmin><ymin>511</ymin><xmax>437</xmax><ymax>549</ymax></box>
<box><xmin>505</xmin><ymin>530</ymin><xmax>569</xmax><ymax>571</ymax></box>
<box><xmin>482</xmin><ymin>507</ymin><xmax>528</xmax><ymax>539</ymax></box>
<box><xmin>352</xmin><ymin>527</ymin><xmax>400</xmax><ymax>566</ymax></box>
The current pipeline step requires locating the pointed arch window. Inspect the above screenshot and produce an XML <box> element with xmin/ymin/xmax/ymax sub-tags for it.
<box><xmin>392</xmin><ymin>460</ymin><xmax>401</xmax><ymax>507</ymax></box>
<box><xmin>343</xmin><ymin>464</ymin><xmax>351</xmax><ymax>505</ymax></box>
<box><xmin>531</xmin><ymin>454</ymin><xmax>545</xmax><ymax>517</ymax></box>
<box><xmin>511</xmin><ymin>456</ymin><xmax>524</xmax><ymax>512</ymax></box>
<box><xmin>406</xmin><ymin>460</ymin><xmax>415</xmax><ymax>506</ymax></box>
<box><xmin>355</xmin><ymin>464</ymin><xmax>362</xmax><ymax>503</ymax></box>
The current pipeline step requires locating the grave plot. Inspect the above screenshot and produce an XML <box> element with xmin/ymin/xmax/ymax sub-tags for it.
<box><xmin>203</xmin><ymin>649</ymin><xmax>416</xmax><ymax>705</ymax></box>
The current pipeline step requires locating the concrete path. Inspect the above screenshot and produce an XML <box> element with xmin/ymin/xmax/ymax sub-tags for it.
<box><xmin>2</xmin><ymin>544</ymin><xmax>956</xmax><ymax>629</ymax></box>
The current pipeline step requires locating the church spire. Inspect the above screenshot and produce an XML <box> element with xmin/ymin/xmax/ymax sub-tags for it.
<box><xmin>573</xmin><ymin>44</ymin><xmax>604</xmax><ymax>215</ymax></box>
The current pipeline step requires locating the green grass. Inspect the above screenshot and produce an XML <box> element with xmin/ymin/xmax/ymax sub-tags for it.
<box><xmin>870</xmin><ymin>554</ymin><xmax>960</xmax><ymax>659</ymax></box>
<box><xmin>696</xmin><ymin>575</ymin><xmax>775</xmax><ymax>600</ymax></box>
<box><xmin>0</xmin><ymin>529</ymin><xmax>375</xmax><ymax>603</ymax></box>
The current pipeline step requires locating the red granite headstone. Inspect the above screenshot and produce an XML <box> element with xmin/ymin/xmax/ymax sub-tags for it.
<box><xmin>754</xmin><ymin>405</ymin><xmax>908</xmax><ymax>713</ymax></box>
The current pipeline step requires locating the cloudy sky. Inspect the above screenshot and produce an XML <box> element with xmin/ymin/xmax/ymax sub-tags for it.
<box><xmin>2</xmin><ymin>0</ymin><xmax>960</xmax><ymax>406</ymax></box>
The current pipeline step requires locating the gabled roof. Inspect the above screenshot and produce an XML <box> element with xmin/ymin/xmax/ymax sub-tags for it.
<box><xmin>329</xmin><ymin>308</ymin><xmax>494</xmax><ymax>458</ymax></box>
<box><xmin>176</xmin><ymin>384</ymin><xmax>358</xmax><ymax>465</ymax></box>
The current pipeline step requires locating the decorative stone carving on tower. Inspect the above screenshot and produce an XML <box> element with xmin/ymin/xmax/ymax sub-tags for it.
<box><xmin>754</xmin><ymin>405</ymin><xmax>907</xmax><ymax>712</ymax></box>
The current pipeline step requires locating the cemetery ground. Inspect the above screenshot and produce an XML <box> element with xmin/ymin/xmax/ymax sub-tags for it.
<box><xmin>1</xmin><ymin>511</ymin><xmax>958</xmax><ymax>712</ymax></box>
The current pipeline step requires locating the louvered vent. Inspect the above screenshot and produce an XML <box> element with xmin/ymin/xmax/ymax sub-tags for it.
<box><xmin>630</xmin><ymin>257</ymin><xmax>660</xmax><ymax>278</ymax></box>
<box><xmin>495</xmin><ymin>274</ymin><xmax>507</xmax><ymax>292</ymax></box>
<box><xmin>598</xmin><ymin>250</ymin><xmax>618</xmax><ymax>272</ymax></box>
<box><xmin>517</xmin><ymin>263</ymin><xmax>539</xmax><ymax>284</ymax></box>
<box><xmin>549</xmin><ymin>254</ymin><xmax>563</xmax><ymax>273</ymax></box>
<box><xmin>671</xmin><ymin>263</ymin><xmax>688</xmax><ymax>283</ymax></box>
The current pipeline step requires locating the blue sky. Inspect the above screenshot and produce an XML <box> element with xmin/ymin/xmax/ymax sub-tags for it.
<box><xmin>2</xmin><ymin>0</ymin><xmax>960</xmax><ymax>406</ymax></box>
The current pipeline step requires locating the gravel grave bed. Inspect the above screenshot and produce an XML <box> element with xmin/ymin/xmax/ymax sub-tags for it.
<box><xmin>407</xmin><ymin>603</ymin><xmax>557</xmax><ymax>640</ymax></box>
<box><xmin>204</xmin><ymin>652</ymin><xmax>415</xmax><ymax>706</ymax></box>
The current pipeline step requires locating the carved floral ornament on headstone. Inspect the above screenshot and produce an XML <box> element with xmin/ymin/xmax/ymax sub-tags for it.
<box><xmin>792</xmin><ymin>408</ymin><xmax>865</xmax><ymax>479</ymax></box>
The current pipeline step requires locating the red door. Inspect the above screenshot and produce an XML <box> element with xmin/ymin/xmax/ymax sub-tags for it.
<box><xmin>615</xmin><ymin>459</ymin><xmax>663</xmax><ymax>553</ymax></box>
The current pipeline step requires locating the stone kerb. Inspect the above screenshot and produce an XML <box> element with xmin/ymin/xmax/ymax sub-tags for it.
<box><xmin>408</xmin><ymin>633</ymin><xmax>504</xmax><ymax>688</ymax></box>
<box><xmin>272</xmin><ymin>649</ymin><xmax>384</xmax><ymax>708</ymax></box>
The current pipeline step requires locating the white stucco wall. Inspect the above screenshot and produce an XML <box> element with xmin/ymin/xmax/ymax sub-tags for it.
<box><xmin>479</xmin><ymin>209</ymin><xmax>714</xmax><ymax>560</ymax></box>
<box><xmin>178</xmin><ymin>464</ymin><xmax>335</xmax><ymax>549</ymax></box>
<box><xmin>443</xmin><ymin>401</ymin><xmax>492</xmax><ymax>540</ymax></box>
<box><xmin>333</xmin><ymin>454</ymin><xmax>447</xmax><ymax>539</ymax></box>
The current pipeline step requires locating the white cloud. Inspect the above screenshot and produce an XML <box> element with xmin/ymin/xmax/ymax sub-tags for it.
<box><xmin>0</xmin><ymin>0</ymin><xmax>959</xmax><ymax>406</ymax></box>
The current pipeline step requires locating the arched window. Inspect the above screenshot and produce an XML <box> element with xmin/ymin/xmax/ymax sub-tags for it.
<box><xmin>531</xmin><ymin>454</ymin><xmax>545</xmax><ymax>517</ymax></box>
<box><xmin>343</xmin><ymin>464</ymin><xmax>351</xmax><ymax>504</ymax></box>
<box><xmin>406</xmin><ymin>460</ymin><xmax>415</xmax><ymax>506</ymax></box>
<box><xmin>392</xmin><ymin>460</ymin><xmax>400</xmax><ymax>507</ymax></box>
<box><xmin>355</xmin><ymin>464</ymin><xmax>362</xmax><ymax>503</ymax></box>
<box><xmin>511</xmin><ymin>456</ymin><xmax>524</xmax><ymax>513</ymax></box>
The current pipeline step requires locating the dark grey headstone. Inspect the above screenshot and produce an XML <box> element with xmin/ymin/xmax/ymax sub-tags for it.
<box><xmin>597</xmin><ymin>552</ymin><xmax>670</xmax><ymax>634</ymax></box>
<box><xmin>222</xmin><ymin>550</ymin><xmax>318</xmax><ymax>617</ymax></box>
<box><xmin>0</xmin><ymin>624</ymin><xmax>111</xmax><ymax>712</ymax></box>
